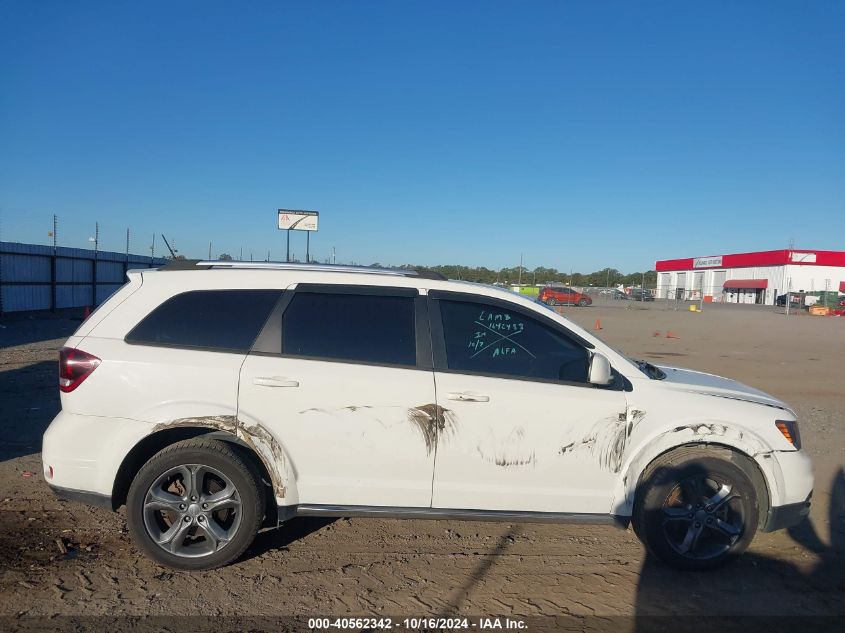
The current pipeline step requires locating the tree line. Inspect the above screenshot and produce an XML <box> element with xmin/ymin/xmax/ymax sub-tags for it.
<box><xmin>178</xmin><ymin>254</ymin><xmax>657</xmax><ymax>287</ymax></box>
<box><xmin>394</xmin><ymin>264</ymin><xmax>657</xmax><ymax>288</ymax></box>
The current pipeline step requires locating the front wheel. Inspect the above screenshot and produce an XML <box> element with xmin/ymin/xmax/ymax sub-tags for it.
<box><xmin>578</xmin><ymin>298</ymin><xmax>589</xmax><ymax>307</ymax></box>
<box><xmin>633</xmin><ymin>448</ymin><xmax>759</xmax><ymax>570</ymax></box>
<box><xmin>126</xmin><ymin>438</ymin><xmax>264</xmax><ymax>570</ymax></box>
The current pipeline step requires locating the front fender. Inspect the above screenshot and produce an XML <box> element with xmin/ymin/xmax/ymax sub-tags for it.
<box><xmin>610</xmin><ymin>420</ymin><xmax>783</xmax><ymax>517</ymax></box>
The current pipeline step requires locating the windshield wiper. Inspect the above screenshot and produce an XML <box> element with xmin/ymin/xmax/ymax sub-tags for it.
<box><xmin>634</xmin><ymin>359</ymin><xmax>666</xmax><ymax>380</ymax></box>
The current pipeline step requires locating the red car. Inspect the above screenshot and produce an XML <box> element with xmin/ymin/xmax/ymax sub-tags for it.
<box><xmin>538</xmin><ymin>286</ymin><xmax>592</xmax><ymax>307</ymax></box>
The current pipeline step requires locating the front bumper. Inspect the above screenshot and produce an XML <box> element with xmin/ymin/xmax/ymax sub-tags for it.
<box><xmin>762</xmin><ymin>493</ymin><xmax>812</xmax><ymax>532</ymax></box>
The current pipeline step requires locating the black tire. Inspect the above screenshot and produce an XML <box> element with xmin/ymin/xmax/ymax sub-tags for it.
<box><xmin>126</xmin><ymin>438</ymin><xmax>264</xmax><ymax>571</ymax></box>
<box><xmin>632</xmin><ymin>446</ymin><xmax>760</xmax><ymax>571</ymax></box>
<box><xmin>578</xmin><ymin>298</ymin><xmax>589</xmax><ymax>307</ymax></box>
<box><xmin>547</xmin><ymin>298</ymin><xmax>558</xmax><ymax>306</ymax></box>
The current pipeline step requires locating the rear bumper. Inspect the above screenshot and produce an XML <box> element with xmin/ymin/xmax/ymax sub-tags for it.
<box><xmin>42</xmin><ymin>410</ymin><xmax>150</xmax><ymax>500</ymax></box>
<box><xmin>48</xmin><ymin>483</ymin><xmax>112</xmax><ymax>510</ymax></box>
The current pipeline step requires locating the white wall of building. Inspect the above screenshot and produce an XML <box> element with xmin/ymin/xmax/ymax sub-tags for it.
<box><xmin>655</xmin><ymin>265</ymin><xmax>845</xmax><ymax>305</ymax></box>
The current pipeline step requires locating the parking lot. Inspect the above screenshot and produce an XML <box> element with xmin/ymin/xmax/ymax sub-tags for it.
<box><xmin>0</xmin><ymin>303</ymin><xmax>843</xmax><ymax>623</ymax></box>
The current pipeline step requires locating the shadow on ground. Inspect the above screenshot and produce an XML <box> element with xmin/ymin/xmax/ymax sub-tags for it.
<box><xmin>433</xmin><ymin>469</ymin><xmax>844</xmax><ymax>623</ymax></box>
<box><xmin>0</xmin><ymin>360</ymin><xmax>59</xmax><ymax>462</ymax></box>
<box><xmin>0</xmin><ymin>315</ymin><xmax>79</xmax><ymax>350</ymax></box>
<box><xmin>241</xmin><ymin>517</ymin><xmax>338</xmax><ymax>561</ymax></box>
<box><xmin>633</xmin><ymin>468</ymin><xmax>845</xmax><ymax>620</ymax></box>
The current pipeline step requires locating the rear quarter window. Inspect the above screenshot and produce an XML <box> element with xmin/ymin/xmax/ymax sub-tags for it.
<box><xmin>126</xmin><ymin>289</ymin><xmax>282</xmax><ymax>352</ymax></box>
<box><xmin>281</xmin><ymin>291</ymin><xmax>416</xmax><ymax>366</ymax></box>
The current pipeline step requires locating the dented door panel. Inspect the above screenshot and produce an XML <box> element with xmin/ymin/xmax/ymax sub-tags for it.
<box><xmin>431</xmin><ymin>373</ymin><xmax>628</xmax><ymax>514</ymax></box>
<box><xmin>238</xmin><ymin>356</ymin><xmax>437</xmax><ymax>507</ymax></box>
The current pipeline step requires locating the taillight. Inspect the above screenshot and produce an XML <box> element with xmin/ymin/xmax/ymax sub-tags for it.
<box><xmin>59</xmin><ymin>347</ymin><xmax>101</xmax><ymax>393</ymax></box>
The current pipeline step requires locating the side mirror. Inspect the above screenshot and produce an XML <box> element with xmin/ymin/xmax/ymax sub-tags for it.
<box><xmin>589</xmin><ymin>352</ymin><xmax>613</xmax><ymax>386</ymax></box>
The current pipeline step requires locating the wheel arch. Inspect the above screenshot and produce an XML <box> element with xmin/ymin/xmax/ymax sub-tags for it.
<box><xmin>612</xmin><ymin>425</ymin><xmax>779</xmax><ymax>527</ymax></box>
<box><xmin>111</xmin><ymin>425</ymin><xmax>282</xmax><ymax>528</ymax></box>
<box><xmin>630</xmin><ymin>442</ymin><xmax>771</xmax><ymax>530</ymax></box>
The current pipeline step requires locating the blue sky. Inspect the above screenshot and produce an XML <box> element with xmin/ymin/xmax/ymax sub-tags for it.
<box><xmin>1</xmin><ymin>1</ymin><xmax>843</xmax><ymax>272</ymax></box>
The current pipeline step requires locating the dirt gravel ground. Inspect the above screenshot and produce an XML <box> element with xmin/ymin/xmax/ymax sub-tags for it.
<box><xmin>0</xmin><ymin>303</ymin><xmax>843</xmax><ymax>627</ymax></box>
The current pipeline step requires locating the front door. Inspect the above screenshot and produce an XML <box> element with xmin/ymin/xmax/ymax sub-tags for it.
<box><xmin>238</xmin><ymin>285</ymin><xmax>437</xmax><ymax>508</ymax></box>
<box><xmin>429</xmin><ymin>292</ymin><xmax>629</xmax><ymax>515</ymax></box>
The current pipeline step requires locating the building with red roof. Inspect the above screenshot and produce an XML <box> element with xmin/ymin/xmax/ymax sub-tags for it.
<box><xmin>655</xmin><ymin>249</ymin><xmax>845</xmax><ymax>305</ymax></box>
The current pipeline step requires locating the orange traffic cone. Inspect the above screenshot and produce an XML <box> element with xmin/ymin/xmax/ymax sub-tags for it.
<box><xmin>594</xmin><ymin>319</ymin><xmax>602</xmax><ymax>331</ymax></box>
<box><xmin>666</xmin><ymin>331</ymin><xmax>680</xmax><ymax>339</ymax></box>
<box><xmin>653</xmin><ymin>331</ymin><xmax>661</xmax><ymax>337</ymax></box>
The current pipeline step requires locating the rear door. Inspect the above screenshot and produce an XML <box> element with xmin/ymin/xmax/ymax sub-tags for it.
<box><xmin>238</xmin><ymin>284</ymin><xmax>438</xmax><ymax>508</ymax></box>
<box><xmin>428</xmin><ymin>291</ymin><xmax>629</xmax><ymax>515</ymax></box>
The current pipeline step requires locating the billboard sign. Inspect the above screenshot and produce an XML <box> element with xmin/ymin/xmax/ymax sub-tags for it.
<box><xmin>693</xmin><ymin>255</ymin><xmax>723</xmax><ymax>268</ymax></box>
<box><xmin>278</xmin><ymin>210</ymin><xmax>319</xmax><ymax>231</ymax></box>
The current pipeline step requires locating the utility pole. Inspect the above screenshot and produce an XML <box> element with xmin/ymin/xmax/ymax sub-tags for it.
<box><xmin>332</xmin><ymin>246</ymin><xmax>336</xmax><ymax>265</ymax></box>
<box><xmin>518</xmin><ymin>253</ymin><xmax>523</xmax><ymax>286</ymax></box>
<box><xmin>92</xmin><ymin>222</ymin><xmax>99</xmax><ymax>307</ymax></box>
<box><xmin>785</xmin><ymin>238</ymin><xmax>793</xmax><ymax>317</ymax></box>
<box><xmin>50</xmin><ymin>215</ymin><xmax>58</xmax><ymax>312</ymax></box>
<box><xmin>161</xmin><ymin>234</ymin><xmax>177</xmax><ymax>258</ymax></box>
<box><xmin>208</xmin><ymin>242</ymin><xmax>212</xmax><ymax>260</ymax></box>
<box><xmin>126</xmin><ymin>228</ymin><xmax>130</xmax><ymax>258</ymax></box>
<box><xmin>240</xmin><ymin>246</ymin><xmax>243</xmax><ymax>261</ymax></box>
<box><xmin>150</xmin><ymin>233</ymin><xmax>156</xmax><ymax>262</ymax></box>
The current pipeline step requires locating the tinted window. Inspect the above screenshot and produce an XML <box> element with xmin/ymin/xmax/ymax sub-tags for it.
<box><xmin>282</xmin><ymin>292</ymin><xmax>416</xmax><ymax>366</ymax></box>
<box><xmin>439</xmin><ymin>300</ymin><xmax>589</xmax><ymax>382</ymax></box>
<box><xmin>126</xmin><ymin>290</ymin><xmax>281</xmax><ymax>352</ymax></box>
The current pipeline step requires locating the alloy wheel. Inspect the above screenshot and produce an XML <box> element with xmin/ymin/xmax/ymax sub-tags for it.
<box><xmin>142</xmin><ymin>463</ymin><xmax>242</xmax><ymax>558</ymax></box>
<box><xmin>661</xmin><ymin>475</ymin><xmax>744</xmax><ymax>560</ymax></box>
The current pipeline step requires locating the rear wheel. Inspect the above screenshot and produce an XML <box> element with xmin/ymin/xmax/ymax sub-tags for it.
<box><xmin>633</xmin><ymin>448</ymin><xmax>759</xmax><ymax>570</ymax></box>
<box><xmin>126</xmin><ymin>438</ymin><xmax>264</xmax><ymax>570</ymax></box>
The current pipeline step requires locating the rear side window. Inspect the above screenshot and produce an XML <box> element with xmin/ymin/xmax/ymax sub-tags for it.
<box><xmin>438</xmin><ymin>299</ymin><xmax>589</xmax><ymax>382</ymax></box>
<box><xmin>126</xmin><ymin>290</ymin><xmax>282</xmax><ymax>352</ymax></box>
<box><xmin>282</xmin><ymin>292</ymin><xmax>416</xmax><ymax>366</ymax></box>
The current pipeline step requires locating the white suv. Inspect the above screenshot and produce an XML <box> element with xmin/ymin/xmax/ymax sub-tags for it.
<box><xmin>43</xmin><ymin>261</ymin><xmax>813</xmax><ymax>570</ymax></box>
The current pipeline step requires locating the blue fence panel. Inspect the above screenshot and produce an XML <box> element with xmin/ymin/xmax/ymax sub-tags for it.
<box><xmin>1</xmin><ymin>241</ymin><xmax>166</xmax><ymax>314</ymax></box>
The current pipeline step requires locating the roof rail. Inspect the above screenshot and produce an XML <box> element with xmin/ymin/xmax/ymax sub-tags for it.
<box><xmin>191</xmin><ymin>261</ymin><xmax>446</xmax><ymax>279</ymax></box>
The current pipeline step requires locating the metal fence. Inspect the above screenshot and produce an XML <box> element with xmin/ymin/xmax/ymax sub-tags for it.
<box><xmin>0</xmin><ymin>241</ymin><xmax>166</xmax><ymax>314</ymax></box>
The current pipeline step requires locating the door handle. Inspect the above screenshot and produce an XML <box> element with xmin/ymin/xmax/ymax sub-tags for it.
<box><xmin>253</xmin><ymin>376</ymin><xmax>300</xmax><ymax>388</ymax></box>
<box><xmin>446</xmin><ymin>391</ymin><xmax>490</xmax><ymax>402</ymax></box>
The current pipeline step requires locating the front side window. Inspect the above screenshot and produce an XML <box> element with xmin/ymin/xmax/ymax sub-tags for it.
<box><xmin>126</xmin><ymin>289</ymin><xmax>282</xmax><ymax>352</ymax></box>
<box><xmin>439</xmin><ymin>299</ymin><xmax>589</xmax><ymax>382</ymax></box>
<box><xmin>282</xmin><ymin>292</ymin><xmax>416</xmax><ymax>366</ymax></box>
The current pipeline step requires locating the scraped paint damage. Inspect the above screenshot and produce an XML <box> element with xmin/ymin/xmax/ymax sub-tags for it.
<box><xmin>151</xmin><ymin>415</ymin><xmax>288</xmax><ymax>499</ymax></box>
<box><xmin>407</xmin><ymin>403</ymin><xmax>458</xmax><ymax>455</ymax></box>
<box><xmin>557</xmin><ymin>409</ymin><xmax>646</xmax><ymax>473</ymax></box>
<box><xmin>477</xmin><ymin>426</ymin><xmax>536</xmax><ymax>468</ymax></box>
<box><xmin>298</xmin><ymin>403</ymin><xmax>459</xmax><ymax>456</ymax></box>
